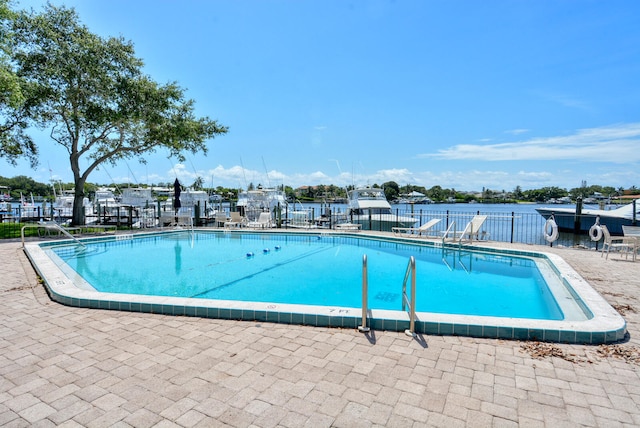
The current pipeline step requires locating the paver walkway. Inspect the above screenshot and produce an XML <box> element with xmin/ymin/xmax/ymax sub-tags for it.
<box><xmin>1</xmin><ymin>237</ymin><xmax>639</xmax><ymax>427</ymax></box>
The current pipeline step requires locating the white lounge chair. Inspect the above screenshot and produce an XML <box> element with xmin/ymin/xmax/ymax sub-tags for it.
<box><xmin>622</xmin><ymin>225</ymin><xmax>640</xmax><ymax>261</ymax></box>
<box><xmin>214</xmin><ymin>211</ymin><xmax>228</xmax><ymax>227</ymax></box>
<box><xmin>622</xmin><ymin>225</ymin><xmax>640</xmax><ymax>238</ymax></box>
<box><xmin>445</xmin><ymin>215</ymin><xmax>488</xmax><ymax>243</ymax></box>
<box><xmin>602</xmin><ymin>225</ymin><xmax>636</xmax><ymax>260</ymax></box>
<box><xmin>392</xmin><ymin>218</ymin><xmax>441</xmax><ymax>238</ymax></box>
<box><xmin>247</xmin><ymin>212</ymin><xmax>273</xmax><ymax>229</ymax></box>
<box><xmin>224</xmin><ymin>211</ymin><xmax>245</xmax><ymax>228</ymax></box>
<box><xmin>37</xmin><ymin>220</ymin><xmax>81</xmax><ymax>238</ymax></box>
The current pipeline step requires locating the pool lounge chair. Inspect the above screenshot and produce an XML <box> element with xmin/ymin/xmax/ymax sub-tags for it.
<box><xmin>76</xmin><ymin>224</ymin><xmax>116</xmax><ymax>235</ymax></box>
<box><xmin>622</xmin><ymin>225</ymin><xmax>640</xmax><ymax>261</ymax></box>
<box><xmin>602</xmin><ymin>225</ymin><xmax>636</xmax><ymax>260</ymax></box>
<box><xmin>445</xmin><ymin>215</ymin><xmax>488</xmax><ymax>243</ymax></box>
<box><xmin>392</xmin><ymin>218</ymin><xmax>441</xmax><ymax>238</ymax></box>
<box><xmin>224</xmin><ymin>211</ymin><xmax>245</xmax><ymax>228</ymax></box>
<box><xmin>214</xmin><ymin>211</ymin><xmax>228</xmax><ymax>227</ymax></box>
<box><xmin>160</xmin><ymin>213</ymin><xmax>193</xmax><ymax>229</ymax></box>
<box><xmin>622</xmin><ymin>225</ymin><xmax>640</xmax><ymax>238</ymax></box>
<box><xmin>247</xmin><ymin>212</ymin><xmax>273</xmax><ymax>229</ymax></box>
<box><xmin>37</xmin><ymin>220</ymin><xmax>81</xmax><ymax>238</ymax></box>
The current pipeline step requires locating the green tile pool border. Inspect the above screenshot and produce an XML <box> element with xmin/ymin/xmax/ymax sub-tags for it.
<box><xmin>24</xmin><ymin>229</ymin><xmax>627</xmax><ymax>344</ymax></box>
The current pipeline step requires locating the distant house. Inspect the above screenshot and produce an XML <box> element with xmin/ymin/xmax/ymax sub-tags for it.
<box><xmin>295</xmin><ymin>185</ymin><xmax>319</xmax><ymax>197</ymax></box>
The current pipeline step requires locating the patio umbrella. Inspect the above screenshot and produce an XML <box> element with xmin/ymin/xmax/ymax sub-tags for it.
<box><xmin>173</xmin><ymin>178</ymin><xmax>182</xmax><ymax>214</ymax></box>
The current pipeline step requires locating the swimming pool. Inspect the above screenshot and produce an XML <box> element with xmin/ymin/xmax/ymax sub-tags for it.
<box><xmin>24</xmin><ymin>230</ymin><xmax>626</xmax><ymax>344</ymax></box>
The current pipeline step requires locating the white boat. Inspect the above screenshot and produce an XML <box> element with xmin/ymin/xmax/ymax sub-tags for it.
<box><xmin>209</xmin><ymin>193</ymin><xmax>223</xmax><ymax>203</ymax></box>
<box><xmin>237</xmin><ymin>187</ymin><xmax>287</xmax><ymax>221</ymax></box>
<box><xmin>120</xmin><ymin>187</ymin><xmax>154</xmax><ymax>208</ymax></box>
<box><xmin>93</xmin><ymin>188</ymin><xmax>120</xmax><ymax>212</ymax></box>
<box><xmin>17</xmin><ymin>193</ymin><xmax>42</xmax><ymax>220</ymax></box>
<box><xmin>0</xmin><ymin>192</ymin><xmax>45</xmax><ymax>221</ymax></box>
<box><xmin>344</xmin><ymin>187</ymin><xmax>417</xmax><ymax>231</ymax></box>
<box><xmin>404</xmin><ymin>190</ymin><xmax>433</xmax><ymax>204</ymax></box>
<box><xmin>536</xmin><ymin>200</ymin><xmax>640</xmax><ymax>235</ymax></box>
<box><xmin>0</xmin><ymin>186</ymin><xmax>10</xmax><ymax>202</ymax></box>
<box><xmin>175</xmin><ymin>189</ymin><xmax>211</xmax><ymax>216</ymax></box>
<box><xmin>52</xmin><ymin>190</ymin><xmax>91</xmax><ymax>219</ymax></box>
<box><xmin>92</xmin><ymin>188</ymin><xmax>135</xmax><ymax>224</ymax></box>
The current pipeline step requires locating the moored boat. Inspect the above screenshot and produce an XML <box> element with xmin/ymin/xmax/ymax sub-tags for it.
<box><xmin>344</xmin><ymin>187</ymin><xmax>417</xmax><ymax>231</ymax></box>
<box><xmin>92</xmin><ymin>188</ymin><xmax>137</xmax><ymax>224</ymax></box>
<box><xmin>175</xmin><ymin>188</ymin><xmax>211</xmax><ymax>216</ymax></box>
<box><xmin>120</xmin><ymin>187</ymin><xmax>154</xmax><ymax>208</ymax></box>
<box><xmin>52</xmin><ymin>190</ymin><xmax>92</xmax><ymax>220</ymax></box>
<box><xmin>536</xmin><ymin>200</ymin><xmax>639</xmax><ymax>235</ymax></box>
<box><xmin>237</xmin><ymin>187</ymin><xmax>287</xmax><ymax>222</ymax></box>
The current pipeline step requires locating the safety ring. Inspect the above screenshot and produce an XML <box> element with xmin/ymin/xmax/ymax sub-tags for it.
<box><xmin>544</xmin><ymin>218</ymin><xmax>559</xmax><ymax>243</ymax></box>
<box><xmin>589</xmin><ymin>224</ymin><xmax>603</xmax><ymax>241</ymax></box>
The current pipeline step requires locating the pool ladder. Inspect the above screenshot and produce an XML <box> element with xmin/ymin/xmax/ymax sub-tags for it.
<box><xmin>358</xmin><ymin>255</ymin><xmax>370</xmax><ymax>333</ymax></box>
<box><xmin>358</xmin><ymin>255</ymin><xmax>417</xmax><ymax>337</ymax></box>
<box><xmin>401</xmin><ymin>256</ymin><xmax>417</xmax><ymax>337</ymax></box>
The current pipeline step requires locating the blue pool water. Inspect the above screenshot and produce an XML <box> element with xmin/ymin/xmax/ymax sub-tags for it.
<box><xmin>50</xmin><ymin>232</ymin><xmax>564</xmax><ymax>321</ymax></box>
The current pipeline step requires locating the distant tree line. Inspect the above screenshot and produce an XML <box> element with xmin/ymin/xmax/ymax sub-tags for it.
<box><xmin>1</xmin><ymin>175</ymin><xmax>637</xmax><ymax>204</ymax></box>
<box><xmin>294</xmin><ymin>181</ymin><xmax>638</xmax><ymax>203</ymax></box>
<box><xmin>0</xmin><ymin>175</ymin><xmax>244</xmax><ymax>202</ymax></box>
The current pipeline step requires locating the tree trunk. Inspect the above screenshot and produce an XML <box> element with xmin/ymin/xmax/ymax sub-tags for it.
<box><xmin>72</xmin><ymin>183</ymin><xmax>86</xmax><ymax>226</ymax></box>
<box><xmin>70</xmin><ymin>152</ymin><xmax>86</xmax><ymax>226</ymax></box>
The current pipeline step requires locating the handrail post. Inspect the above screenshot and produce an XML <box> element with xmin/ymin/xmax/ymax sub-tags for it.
<box><xmin>402</xmin><ymin>256</ymin><xmax>417</xmax><ymax>337</ymax></box>
<box><xmin>358</xmin><ymin>254</ymin><xmax>370</xmax><ymax>332</ymax></box>
<box><xmin>406</xmin><ymin>256</ymin><xmax>416</xmax><ymax>337</ymax></box>
<box><xmin>510</xmin><ymin>211</ymin><xmax>515</xmax><ymax>243</ymax></box>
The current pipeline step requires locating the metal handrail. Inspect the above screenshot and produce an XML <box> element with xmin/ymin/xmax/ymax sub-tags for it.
<box><xmin>21</xmin><ymin>222</ymin><xmax>86</xmax><ymax>248</ymax></box>
<box><xmin>358</xmin><ymin>254</ymin><xmax>370</xmax><ymax>332</ymax></box>
<box><xmin>401</xmin><ymin>256</ymin><xmax>416</xmax><ymax>337</ymax></box>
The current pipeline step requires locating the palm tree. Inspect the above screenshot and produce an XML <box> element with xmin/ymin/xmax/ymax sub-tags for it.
<box><xmin>192</xmin><ymin>176</ymin><xmax>204</xmax><ymax>190</ymax></box>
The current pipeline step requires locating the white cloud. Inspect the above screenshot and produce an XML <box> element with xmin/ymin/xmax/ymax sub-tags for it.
<box><xmin>418</xmin><ymin>123</ymin><xmax>640</xmax><ymax>163</ymax></box>
<box><xmin>88</xmin><ymin>123</ymin><xmax>640</xmax><ymax>192</ymax></box>
<box><xmin>504</xmin><ymin>129</ymin><xmax>529</xmax><ymax>135</ymax></box>
<box><xmin>548</xmin><ymin>94</ymin><xmax>592</xmax><ymax>111</ymax></box>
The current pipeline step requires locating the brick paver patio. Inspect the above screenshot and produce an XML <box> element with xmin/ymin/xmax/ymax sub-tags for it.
<box><xmin>1</xmin><ymin>237</ymin><xmax>639</xmax><ymax>427</ymax></box>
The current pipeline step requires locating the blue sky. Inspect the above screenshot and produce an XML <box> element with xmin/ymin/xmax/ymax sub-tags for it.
<box><xmin>6</xmin><ymin>0</ymin><xmax>640</xmax><ymax>192</ymax></box>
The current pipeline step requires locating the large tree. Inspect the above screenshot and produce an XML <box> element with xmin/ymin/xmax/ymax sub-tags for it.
<box><xmin>12</xmin><ymin>4</ymin><xmax>227</xmax><ymax>225</ymax></box>
<box><xmin>382</xmin><ymin>181</ymin><xmax>399</xmax><ymax>201</ymax></box>
<box><xmin>0</xmin><ymin>0</ymin><xmax>38</xmax><ymax>167</ymax></box>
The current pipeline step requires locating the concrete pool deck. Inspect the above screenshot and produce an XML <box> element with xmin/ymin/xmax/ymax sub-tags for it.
<box><xmin>2</xmin><ymin>235</ymin><xmax>640</xmax><ymax>426</ymax></box>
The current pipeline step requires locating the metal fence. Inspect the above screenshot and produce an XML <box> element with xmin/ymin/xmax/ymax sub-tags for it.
<box><xmin>1</xmin><ymin>203</ymin><xmax>598</xmax><ymax>248</ymax></box>
<box><xmin>276</xmin><ymin>206</ymin><xmax>597</xmax><ymax>248</ymax></box>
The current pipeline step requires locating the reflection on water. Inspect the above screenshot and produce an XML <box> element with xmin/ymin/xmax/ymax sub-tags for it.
<box><xmin>174</xmin><ymin>241</ymin><xmax>182</xmax><ymax>275</ymax></box>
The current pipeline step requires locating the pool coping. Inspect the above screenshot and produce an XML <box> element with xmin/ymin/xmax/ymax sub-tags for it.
<box><xmin>23</xmin><ymin>230</ymin><xmax>627</xmax><ymax>344</ymax></box>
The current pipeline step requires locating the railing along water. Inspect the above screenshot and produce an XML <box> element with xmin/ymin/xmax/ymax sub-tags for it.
<box><xmin>402</xmin><ymin>256</ymin><xmax>417</xmax><ymax>337</ymax></box>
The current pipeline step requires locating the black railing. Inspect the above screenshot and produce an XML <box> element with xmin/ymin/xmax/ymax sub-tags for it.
<box><xmin>1</xmin><ymin>202</ymin><xmax>604</xmax><ymax>249</ymax></box>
